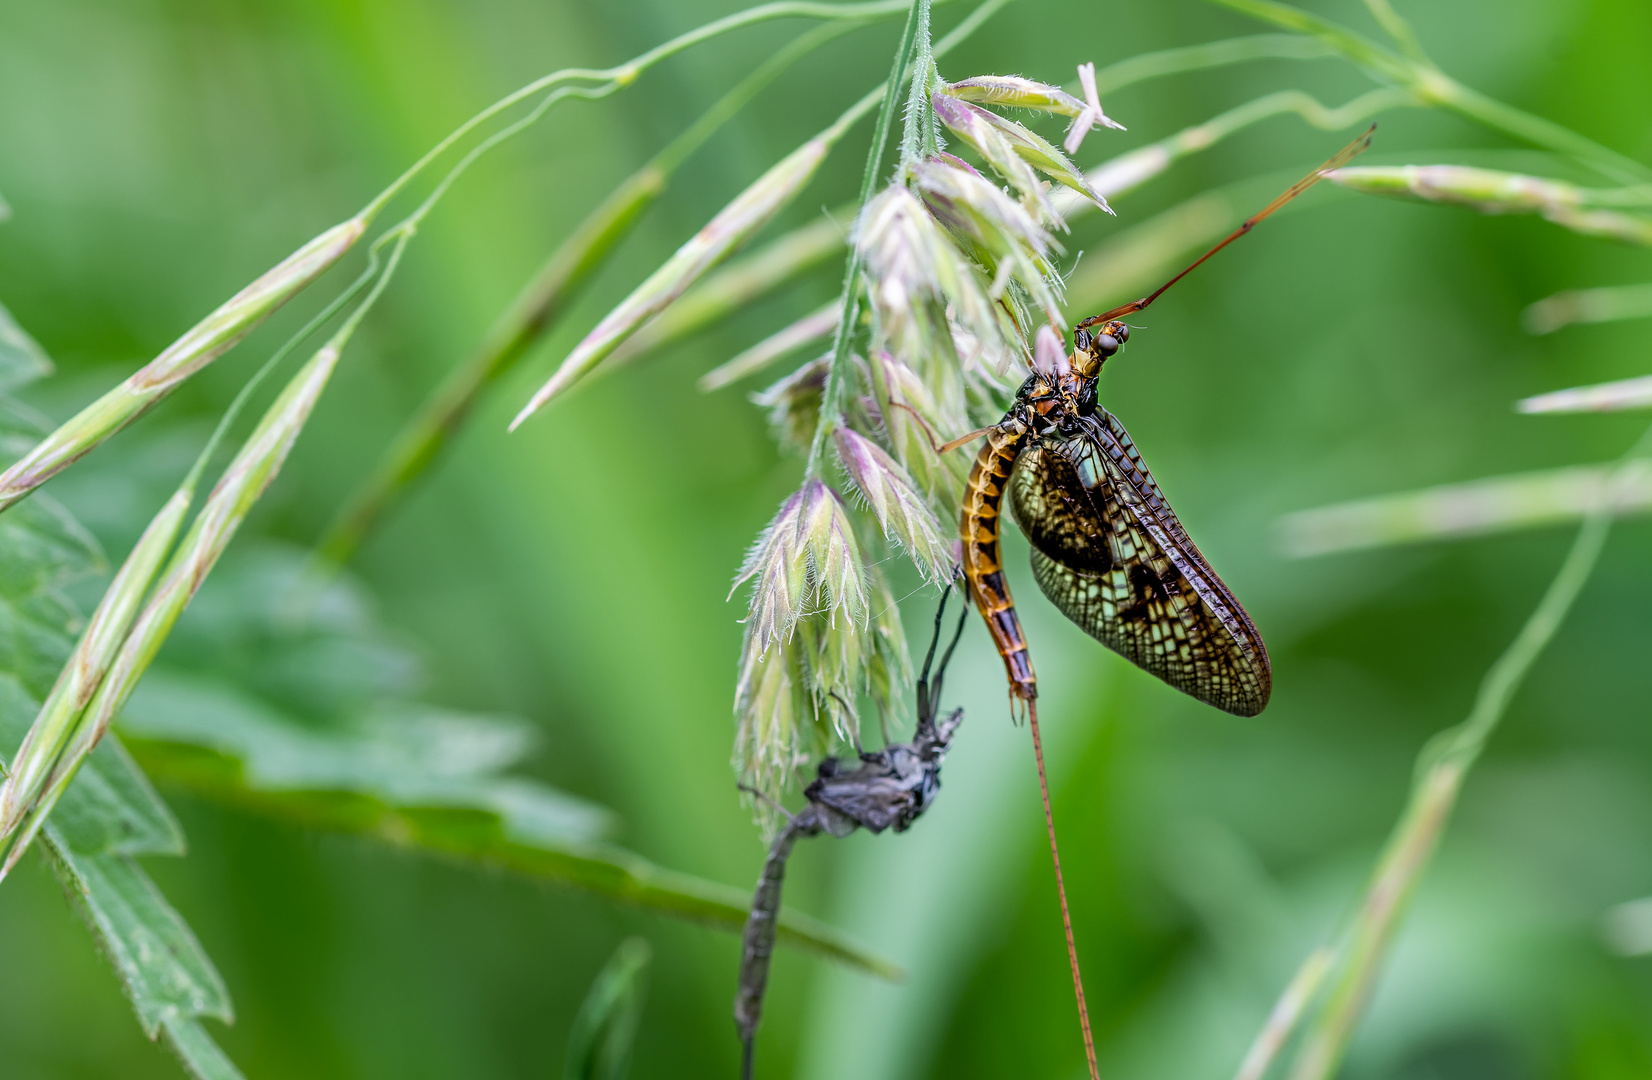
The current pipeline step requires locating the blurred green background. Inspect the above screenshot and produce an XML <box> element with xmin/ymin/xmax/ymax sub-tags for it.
<box><xmin>3</xmin><ymin>0</ymin><xmax>1652</xmax><ymax>1077</ymax></box>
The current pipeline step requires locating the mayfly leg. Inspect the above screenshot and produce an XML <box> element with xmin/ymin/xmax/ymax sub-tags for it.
<box><xmin>735</xmin><ymin>814</ymin><xmax>817</xmax><ymax>1080</ymax></box>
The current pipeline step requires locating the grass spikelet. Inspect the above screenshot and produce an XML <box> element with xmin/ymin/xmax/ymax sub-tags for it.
<box><xmin>0</xmin><ymin>217</ymin><xmax>364</xmax><ymax>514</ymax></box>
<box><xmin>929</xmin><ymin>93</ymin><xmax>1055</xmax><ymax>216</ymax></box>
<box><xmin>0</xmin><ymin>336</ymin><xmax>348</xmax><ymax>879</ymax></box>
<box><xmin>752</xmin><ymin>356</ymin><xmax>830</xmax><ymax>455</ymax></box>
<box><xmin>856</xmin><ymin>183</ymin><xmax>1002</xmax><ymax>370</ymax></box>
<box><xmin>730</xmin><ymin>488</ymin><xmax>812</xmax><ymax>654</ymax></box>
<box><xmin>833</xmin><ymin>425</ymin><xmax>954</xmax><ymax>584</ymax></box>
<box><xmin>513</xmin><ymin>138</ymin><xmax>832</xmax><ymax>424</ymax></box>
<box><xmin>1329</xmin><ymin>164</ymin><xmax>1652</xmax><ymax>245</ymax></box>
<box><xmin>909</xmin><ymin>155</ymin><xmax>1064</xmax><ymax>325</ymax></box>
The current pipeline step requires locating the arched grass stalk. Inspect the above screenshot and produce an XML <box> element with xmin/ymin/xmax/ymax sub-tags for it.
<box><xmin>1205</xmin><ymin>0</ymin><xmax>1652</xmax><ymax>185</ymax></box>
<box><xmin>0</xmin><ymin>246</ymin><xmax>392</xmax><ymax>869</ymax></box>
<box><xmin>0</xmin><ymin>0</ymin><xmax>940</xmax><ymax>517</ymax></box>
<box><xmin>510</xmin><ymin>0</ymin><xmax>1010</xmax><ymax>424</ymax></box>
<box><xmin>0</xmin><ymin>235</ymin><xmax>412</xmax><ymax>878</ymax></box>
<box><xmin>1240</xmin><ymin>424</ymin><xmax>1652</xmax><ymax>1080</ymax></box>
<box><xmin>313</xmin><ymin>19</ymin><xmax>866</xmax><ymax>567</ymax></box>
<box><xmin>610</xmin><ymin>83</ymin><xmax>1407</xmax><ymax>395</ymax></box>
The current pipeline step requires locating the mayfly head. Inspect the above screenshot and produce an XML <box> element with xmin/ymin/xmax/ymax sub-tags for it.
<box><xmin>1070</xmin><ymin>319</ymin><xmax>1128</xmax><ymax>379</ymax></box>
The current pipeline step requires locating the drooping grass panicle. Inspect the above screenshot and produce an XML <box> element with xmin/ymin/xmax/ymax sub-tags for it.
<box><xmin>0</xmin><ymin>4</ymin><xmax>933</xmax><ymax>524</ymax></box>
<box><xmin>832</xmin><ymin>425</ymin><xmax>954</xmax><ymax>585</ymax></box>
<box><xmin>315</xmin><ymin>20</ymin><xmax>861</xmax><ymax>568</ymax></box>
<box><xmin>909</xmin><ymin>155</ymin><xmax>1065</xmax><ymax>327</ymax></box>
<box><xmin>0</xmin><ymin>330</ymin><xmax>353</xmax><ymax>879</ymax></box>
<box><xmin>512</xmin><ymin>0</ymin><xmax>1014</xmax><ymax>427</ymax></box>
<box><xmin>0</xmin><ymin>218</ymin><xmax>365</xmax><ymax>515</ymax></box>
<box><xmin>856</xmin><ymin>183</ymin><xmax>1002</xmax><ymax>376</ymax></box>
<box><xmin>0</xmin><ymin>488</ymin><xmax>192</xmax><ymax>846</ymax></box>
<box><xmin>1330</xmin><ymin>164</ymin><xmax>1652</xmax><ymax>245</ymax></box>
<box><xmin>511</xmin><ymin>136</ymin><xmax>835</xmax><ymax>427</ymax></box>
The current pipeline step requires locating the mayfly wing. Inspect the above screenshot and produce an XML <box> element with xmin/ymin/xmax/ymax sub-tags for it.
<box><xmin>1009</xmin><ymin>411</ymin><xmax>1271</xmax><ymax>716</ymax></box>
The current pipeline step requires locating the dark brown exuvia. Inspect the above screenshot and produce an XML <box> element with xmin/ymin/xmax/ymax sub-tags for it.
<box><xmin>959</xmin><ymin>125</ymin><xmax>1376</xmax><ymax>716</ymax></box>
<box><xmin>734</xmin><ymin>597</ymin><xmax>968</xmax><ymax>1080</ymax></box>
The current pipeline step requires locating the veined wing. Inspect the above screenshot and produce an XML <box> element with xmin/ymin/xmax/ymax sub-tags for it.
<box><xmin>1008</xmin><ymin>409</ymin><xmax>1271</xmax><ymax>716</ymax></box>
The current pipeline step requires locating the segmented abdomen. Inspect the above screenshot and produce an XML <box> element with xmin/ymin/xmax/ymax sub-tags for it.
<box><xmin>962</xmin><ymin>417</ymin><xmax>1036</xmax><ymax>701</ymax></box>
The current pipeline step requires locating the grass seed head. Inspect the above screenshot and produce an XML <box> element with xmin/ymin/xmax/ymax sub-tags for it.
<box><xmin>909</xmin><ymin>156</ymin><xmax>1064</xmax><ymax>327</ymax></box>
<box><xmin>930</xmin><ymin>93</ymin><xmax>1054</xmax><ymax>219</ymax></box>
<box><xmin>752</xmin><ymin>355</ymin><xmax>830</xmax><ymax>455</ymax></box>
<box><xmin>730</xmin><ymin>486</ymin><xmax>811</xmax><ymax>654</ymax></box>
<box><xmin>832</xmin><ymin>425</ymin><xmax>954</xmax><ymax>585</ymax></box>
<box><xmin>943</xmin><ymin>74</ymin><xmax>1090</xmax><ymax>119</ymax></box>
<box><xmin>856</xmin><ymin>183</ymin><xmax>1002</xmax><ymax>374</ymax></box>
<box><xmin>515</xmin><ymin>137</ymin><xmax>830</xmax><ymax>424</ymax></box>
<box><xmin>796</xmin><ymin>479</ymin><xmax>868</xmax><ymax>628</ymax></box>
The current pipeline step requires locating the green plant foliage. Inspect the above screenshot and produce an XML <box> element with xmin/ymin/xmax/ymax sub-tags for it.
<box><xmin>564</xmin><ymin>937</ymin><xmax>652</xmax><ymax>1080</ymax></box>
<box><xmin>116</xmin><ymin>548</ymin><xmax>897</xmax><ymax>978</ymax></box>
<box><xmin>0</xmin><ymin>333</ymin><xmax>243</xmax><ymax>1077</ymax></box>
<box><xmin>7</xmin><ymin>1</ymin><xmax>1652</xmax><ymax>1077</ymax></box>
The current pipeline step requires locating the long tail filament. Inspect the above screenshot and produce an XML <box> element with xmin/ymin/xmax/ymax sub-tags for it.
<box><xmin>1028</xmin><ymin>698</ymin><xmax>1100</xmax><ymax>1080</ymax></box>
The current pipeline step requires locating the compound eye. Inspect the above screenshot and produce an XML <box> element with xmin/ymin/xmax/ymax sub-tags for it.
<box><xmin>1074</xmin><ymin>328</ymin><xmax>1092</xmax><ymax>352</ymax></box>
<box><xmin>1114</xmin><ymin>323</ymin><xmax>1129</xmax><ymax>343</ymax></box>
<box><xmin>1096</xmin><ymin>333</ymin><xmax>1120</xmax><ymax>357</ymax></box>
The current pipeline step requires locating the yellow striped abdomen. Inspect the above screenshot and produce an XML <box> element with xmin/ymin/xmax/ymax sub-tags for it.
<box><xmin>962</xmin><ymin>416</ymin><xmax>1036</xmax><ymax>701</ymax></box>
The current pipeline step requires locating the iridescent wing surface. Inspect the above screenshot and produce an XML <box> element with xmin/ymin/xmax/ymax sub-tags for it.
<box><xmin>1008</xmin><ymin>409</ymin><xmax>1271</xmax><ymax>715</ymax></box>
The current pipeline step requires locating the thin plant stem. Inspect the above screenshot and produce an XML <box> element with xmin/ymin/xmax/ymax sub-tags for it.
<box><xmin>1234</xmin><ymin>423</ymin><xmax>1652</xmax><ymax>1080</ymax></box>
<box><xmin>1028</xmin><ymin>700</ymin><xmax>1100</xmax><ymax>1080</ymax></box>
<box><xmin>357</xmin><ymin>0</ymin><xmax>942</xmax><ymax>223</ymax></box>
<box><xmin>312</xmin><ymin>21</ymin><xmax>857</xmax><ymax>567</ymax></box>
<box><xmin>1357</xmin><ymin>0</ymin><xmax>1430</xmax><ymax>64</ymax></box>
<box><xmin>1204</xmin><ymin>0</ymin><xmax>1652</xmax><ymax>185</ymax></box>
<box><xmin>0</xmin><ymin>2</ymin><xmax>938</xmax><ymax>518</ymax></box>
<box><xmin>1232</xmin><ymin>948</ymin><xmax>1333</xmax><ymax>1080</ymax></box>
<box><xmin>1090</xmin><ymin>34</ymin><xmax>1334</xmax><ymax>96</ymax></box>
<box><xmin>805</xmin><ymin>0</ymin><xmax>930</xmax><ymax>478</ymax></box>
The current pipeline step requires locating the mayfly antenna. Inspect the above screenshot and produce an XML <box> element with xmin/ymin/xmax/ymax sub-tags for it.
<box><xmin>1080</xmin><ymin>124</ymin><xmax>1375</xmax><ymax>328</ymax></box>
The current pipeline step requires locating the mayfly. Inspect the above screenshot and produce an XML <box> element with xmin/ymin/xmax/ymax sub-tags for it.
<box><xmin>733</xmin><ymin>594</ymin><xmax>968</xmax><ymax>1080</ymax></box>
<box><xmin>949</xmin><ymin>127</ymin><xmax>1375</xmax><ymax>1078</ymax></box>
<box><xmin>959</xmin><ymin>127</ymin><xmax>1375</xmax><ymax>715</ymax></box>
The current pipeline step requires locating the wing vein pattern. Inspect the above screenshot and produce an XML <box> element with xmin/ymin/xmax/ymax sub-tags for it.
<box><xmin>1008</xmin><ymin>409</ymin><xmax>1270</xmax><ymax>716</ymax></box>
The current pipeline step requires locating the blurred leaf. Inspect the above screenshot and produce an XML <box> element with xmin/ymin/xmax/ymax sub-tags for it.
<box><xmin>1518</xmin><ymin>373</ymin><xmax>1652</xmax><ymax>414</ymax></box>
<box><xmin>0</xmin><ymin>311</ymin><xmax>242</xmax><ymax>1076</ymax></box>
<box><xmin>160</xmin><ymin>1019</ymin><xmax>247</xmax><ymax>1080</ymax></box>
<box><xmin>118</xmin><ymin>548</ymin><xmax>901</xmax><ymax>979</ymax></box>
<box><xmin>564</xmin><ymin>937</ymin><xmax>651</xmax><ymax>1080</ymax></box>
<box><xmin>1279</xmin><ymin>460</ymin><xmax>1652</xmax><ymax>557</ymax></box>
<box><xmin>0</xmin><ymin>300</ymin><xmax>52</xmax><ymax>393</ymax></box>
<box><xmin>1523</xmin><ymin>281</ymin><xmax>1652</xmax><ymax>334</ymax></box>
<box><xmin>40</xmin><ymin>835</ymin><xmax>233</xmax><ymax>1037</ymax></box>
<box><xmin>119</xmin><ymin>673</ymin><xmax>614</xmax><ymax>851</ymax></box>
